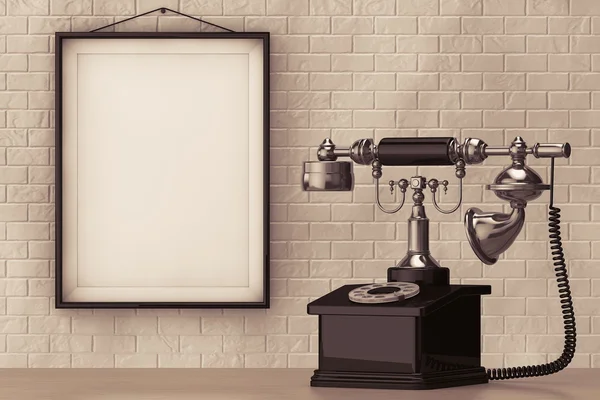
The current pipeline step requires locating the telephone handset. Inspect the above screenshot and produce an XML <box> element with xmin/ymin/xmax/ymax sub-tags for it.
<box><xmin>302</xmin><ymin>136</ymin><xmax>575</xmax><ymax>389</ymax></box>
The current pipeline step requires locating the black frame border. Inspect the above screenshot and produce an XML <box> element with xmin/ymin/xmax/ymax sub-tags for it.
<box><xmin>55</xmin><ymin>32</ymin><xmax>270</xmax><ymax>309</ymax></box>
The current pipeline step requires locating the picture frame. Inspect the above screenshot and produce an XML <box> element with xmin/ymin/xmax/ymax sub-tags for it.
<box><xmin>55</xmin><ymin>32</ymin><xmax>270</xmax><ymax>308</ymax></box>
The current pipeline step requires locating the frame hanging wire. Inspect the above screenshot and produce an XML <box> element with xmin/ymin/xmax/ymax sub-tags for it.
<box><xmin>90</xmin><ymin>7</ymin><xmax>236</xmax><ymax>33</ymax></box>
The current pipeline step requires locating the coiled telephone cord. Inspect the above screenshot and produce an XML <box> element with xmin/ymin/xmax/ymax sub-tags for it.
<box><xmin>487</xmin><ymin>158</ymin><xmax>576</xmax><ymax>380</ymax></box>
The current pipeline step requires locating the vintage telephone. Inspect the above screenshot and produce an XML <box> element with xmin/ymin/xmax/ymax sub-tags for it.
<box><xmin>302</xmin><ymin>136</ymin><xmax>575</xmax><ymax>390</ymax></box>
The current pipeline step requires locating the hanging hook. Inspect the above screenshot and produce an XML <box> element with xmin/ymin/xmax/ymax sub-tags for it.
<box><xmin>90</xmin><ymin>7</ymin><xmax>236</xmax><ymax>33</ymax></box>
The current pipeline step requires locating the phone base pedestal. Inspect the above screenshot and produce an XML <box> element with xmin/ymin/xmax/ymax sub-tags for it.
<box><xmin>310</xmin><ymin>367</ymin><xmax>489</xmax><ymax>390</ymax></box>
<box><xmin>307</xmin><ymin>283</ymin><xmax>492</xmax><ymax>390</ymax></box>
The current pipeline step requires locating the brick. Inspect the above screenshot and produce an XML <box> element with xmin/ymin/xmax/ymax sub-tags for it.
<box><xmin>529</xmin><ymin>73</ymin><xmax>569</xmax><ymax>90</ymax></box>
<box><xmin>354</xmin><ymin>73</ymin><xmax>395</xmax><ymax>90</ymax></box>
<box><xmin>374</xmin><ymin>17</ymin><xmax>416</xmax><ymax>34</ymax></box>
<box><xmin>571</xmin><ymin>111</ymin><xmax>600</xmax><ymax>128</ymax></box>
<box><xmin>549</xmin><ymin>54</ymin><xmax>590</xmax><ymax>72</ymax></box>
<box><xmin>310</xmin><ymin>110</ymin><xmax>352</xmax><ymax>128</ymax></box>
<box><xmin>115</xmin><ymin>355</ymin><xmax>156</xmax><ymax>368</ymax></box>
<box><xmin>353</xmin><ymin>110</ymin><xmax>396</xmax><ymax>128</ymax></box>
<box><xmin>245</xmin><ymin>354</ymin><xmax>287</xmax><ymax>368</ymax></box>
<box><xmin>137</xmin><ymin>335</ymin><xmax>178</xmax><ymax>353</ymax></box>
<box><xmin>332</xmin><ymin>54</ymin><xmax>374</xmax><ymax>72</ymax></box>
<box><xmin>505</xmin><ymin>92</ymin><xmax>547</xmax><ymax>109</ymax></box>
<box><xmin>271</xmin><ymin>36</ymin><xmax>308</xmax><ymax>53</ymax></box>
<box><xmin>419</xmin><ymin>17</ymin><xmax>460</xmax><ymax>34</ymax></box>
<box><xmin>528</xmin><ymin>0</ymin><xmax>568</xmax><ymax>15</ymax></box>
<box><xmin>71</xmin><ymin>354</ymin><xmax>113</xmax><ymax>368</ymax></box>
<box><xmin>353</xmin><ymin>0</ymin><xmax>394</xmax><ymax>15</ymax></box>
<box><xmin>52</xmin><ymin>0</ymin><xmax>92</xmax><ymax>14</ymax></box>
<box><xmin>0</xmin><ymin>316</ymin><xmax>27</xmax><ymax>333</ymax></box>
<box><xmin>28</xmin><ymin>130</ymin><xmax>53</xmax><ymax>146</ymax></box>
<box><xmin>420</xmin><ymin>55</ymin><xmax>460</xmax><ymax>72</ymax></box>
<box><xmin>463</xmin><ymin>92</ymin><xmax>503</xmax><ymax>109</ymax></box>
<box><xmin>0</xmin><ymin>17</ymin><xmax>28</xmax><ymax>33</ymax></box>
<box><xmin>7</xmin><ymin>148</ymin><xmax>48</xmax><ymax>165</ymax></box>
<box><xmin>333</xmin><ymin>17</ymin><xmax>373</xmax><ymax>34</ymax></box>
<box><xmin>28</xmin><ymin>204</ymin><xmax>55</xmax><ymax>222</ymax></box>
<box><xmin>549</xmin><ymin>17</ymin><xmax>590</xmax><ymax>34</ymax></box>
<box><xmin>441</xmin><ymin>73</ymin><xmax>482</xmax><ymax>90</ymax></box>
<box><xmin>463</xmin><ymin>17</ymin><xmax>504</xmax><ymax>34</ymax></box>
<box><xmin>483</xmin><ymin>335</ymin><xmax>526</xmax><ymax>352</ymax></box>
<box><xmin>29</xmin><ymin>316</ymin><xmax>69</xmax><ymax>334</ymax></box>
<box><xmin>0</xmin><ymin>167</ymin><xmax>27</xmax><ymax>184</ymax></box>
<box><xmin>332</xmin><ymin>242</ymin><xmax>373</xmax><ymax>259</ymax></box>
<box><xmin>505</xmin><ymin>54</ymin><xmax>547</xmax><ymax>72</ymax></box>
<box><xmin>93</xmin><ymin>0</ymin><xmax>133</xmax><ymax>14</ymax></box>
<box><xmin>8</xmin><ymin>0</ymin><xmax>49</xmax><ymax>15</ymax></box>
<box><xmin>180</xmin><ymin>0</ymin><xmax>222</xmax><ymax>14</ymax></box>
<box><xmin>441</xmin><ymin>36</ymin><xmax>482</xmax><ymax>53</ymax></box>
<box><xmin>310</xmin><ymin>73</ymin><xmax>351</xmax><ymax>90</ymax></box>
<box><xmin>354</xmin><ymin>35</ymin><xmax>395</xmax><ymax>53</ymax></box>
<box><xmin>441</xmin><ymin>0</ymin><xmax>482</xmax><ymax>15</ymax></box>
<box><xmin>463</xmin><ymin>54</ymin><xmax>503</xmax><ymax>72</ymax></box>
<box><xmin>484</xmin><ymin>298</ymin><xmax>526</xmax><ymax>315</ymax></box>
<box><xmin>376</xmin><ymin>92</ymin><xmax>417</xmax><ymax>109</ymax></box>
<box><xmin>7</xmin><ymin>111</ymin><xmax>49</xmax><ymax>128</ymax></box>
<box><xmin>528</xmin><ymin>36</ymin><xmax>568</xmax><ymax>53</ymax></box>
<box><xmin>7</xmin><ymin>297</ymin><xmax>48</xmax><ymax>315</ymax></box>
<box><xmin>73</xmin><ymin>317</ymin><xmax>114</xmax><ymax>334</ymax></box>
<box><xmin>0</xmin><ymin>242</ymin><xmax>27</xmax><ymax>259</ymax></box>
<box><xmin>483</xmin><ymin>36</ymin><xmax>525</xmax><ymax>53</ymax></box>
<box><xmin>440</xmin><ymin>111</ymin><xmax>482</xmax><ymax>128</ymax></box>
<box><xmin>29</xmin><ymin>17</ymin><xmax>70</xmax><ymax>33</ymax></box>
<box><xmin>51</xmin><ymin>335</ymin><xmax>92</xmax><ymax>353</ymax></box>
<box><xmin>7</xmin><ymin>334</ymin><xmax>49</xmax><ymax>353</ymax></box>
<box><xmin>0</xmin><ymin>55</ymin><xmax>27</xmax><ymax>71</ymax></box>
<box><xmin>94</xmin><ymin>335</ymin><xmax>136</xmax><ymax>353</ymax></box>
<box><xmin>332</xmin><ymin>92</ymin><xmax>373</xmax><ymax>109</ymax></box>
<box><xmin>267</xmin><ymin>0</ymin><xmax>307</xmax><ymax>15</ymax></box>
<box><xmin>484</xmin><ymin>73</ymin><xmax>525</xmax><ymax>90</ymax></box>
<box><xmin>203</xmin><ymin>354</ymin><xmax>243</xmax><ymax>368</ymax></box>
<box><xmin>396</xmin><ymin>111</ymin><xmax>438</xmax><ymax>128</ymax></box>
<box><xmin>310</xmin><ymin>0</ymin><xmax>351</xmax><ymax>15</ymax></box>
<box><xmin>572</xmin><ymin>0</ymin><xmax>600</xmax><ymax>15</ymax></box>
<box><xmin>7</xmin><ymin>73</ymin><xmax>48</xmax><ymax>90</ymax></box>
<box><xmin>396</xmin><ymin>36</ymin><xmax>438</xmax><ymax>53</ymax></box>
<box><xmin>549</xmin><ymin>92</ymin><xmax>591</xmax><ymax>109</ymax></box>
<box><xmin>158</xmin><ymin>354</ymin><xmax>201</xmax><ymax>368</ymax></box>
<box><xmin>202</xmin><ymin>317</ymin><xmax>244</xmax><ymax>335</ymax></box>
<box><xmin>398</xmin><ymin>73</ymin><xmax>439</xmax><ymax>90</ymax></box>
<box><xmin>310</xmin><ymin>36</ymin><xmax>352</xmax><ymax>53</ymax></box>
<box><xmin>288</xmin><ymin>17</ymin><xmax>329</xmax><ymax>34</ymax></box>
<box><xmin>484</xmin><ymin>110</ymin><xmax>525</xmax><ymax>128</ymax></box>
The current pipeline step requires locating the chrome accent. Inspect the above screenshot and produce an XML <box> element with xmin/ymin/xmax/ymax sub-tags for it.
<box><xmin>316</xmin><ymin>138</ymin><xmax>338</xmax><ymax>161</ymax></box>
<box><xmin>532</xmin><ymin>142</ymin><xmax>572</xmax><ymax>159</ymax></box>
<box><xmin>464</xmin><ymin>207</ymin><xmax>525</xmax><ymax>265</ymax></box>
<box><xmin>447</xmin><ymin>137</ymin><xmax>460</xmax><ymax>163</ymax></box>
<box><xmin>350</xmin><ymin>138</ymin><xmax>376</xmax><ymax>165</ymax></box>
<box><xmin>430</xmin><ymin>160</ymin><xmax>465</xmax><ymax>214</ymax></box>
<box><xmin>302</xmin><ymin>161</ymin><xmax>354</xmax><ymax>191</ymax></box>
<box><xmin>488</xmin><ymin>162</ymin><xmax>548</xmax><ymax>207</ymax></box>
<box><xmin>396</xmin><ymin>203</ymin><xmax>442</xmax><ymax>269</ymax></box>
<box><xmin>372</xmin><ymin>161</ymin><xmax>407</xmax><ymax>214</ymax></box>
<box><xmin>460</xmin><ymin>138</ymin><xmax>488</xmax><ymax>164</ymax></box>
<box><xmin>484</xmin><ymin>147</ymin><xmax>511</xmax><ymax>156</ymax></box>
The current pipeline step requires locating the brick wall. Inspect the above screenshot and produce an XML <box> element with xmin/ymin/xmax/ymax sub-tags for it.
<box><xmin>0</xmin><ymin>0</ymin><xmax>599</xmax><ymax>368</ymax></box>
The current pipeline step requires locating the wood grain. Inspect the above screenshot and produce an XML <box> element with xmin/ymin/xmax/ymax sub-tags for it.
<box><xmin>0</xmin><ymin>368</ymin><xmax>595</xmax><ymax>400</ymax></box>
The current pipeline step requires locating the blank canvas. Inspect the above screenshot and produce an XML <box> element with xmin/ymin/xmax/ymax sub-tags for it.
<box><xmin>56</xmin><ymin>33</ymin><xmax>269</xmax><ymax>307</ymax></box>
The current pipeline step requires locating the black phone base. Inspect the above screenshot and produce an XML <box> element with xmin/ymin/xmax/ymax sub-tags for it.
<box><xmin>307</xmin><ymin>283</ymin><xmax>491</xmax><ymax>390</ymax></box>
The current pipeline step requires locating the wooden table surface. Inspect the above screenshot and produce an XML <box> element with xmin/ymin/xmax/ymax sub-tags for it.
<box><xmin>0</xmin><ymin>368</ymin><xmax>598</xmax><ymax>400</ymax></box>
